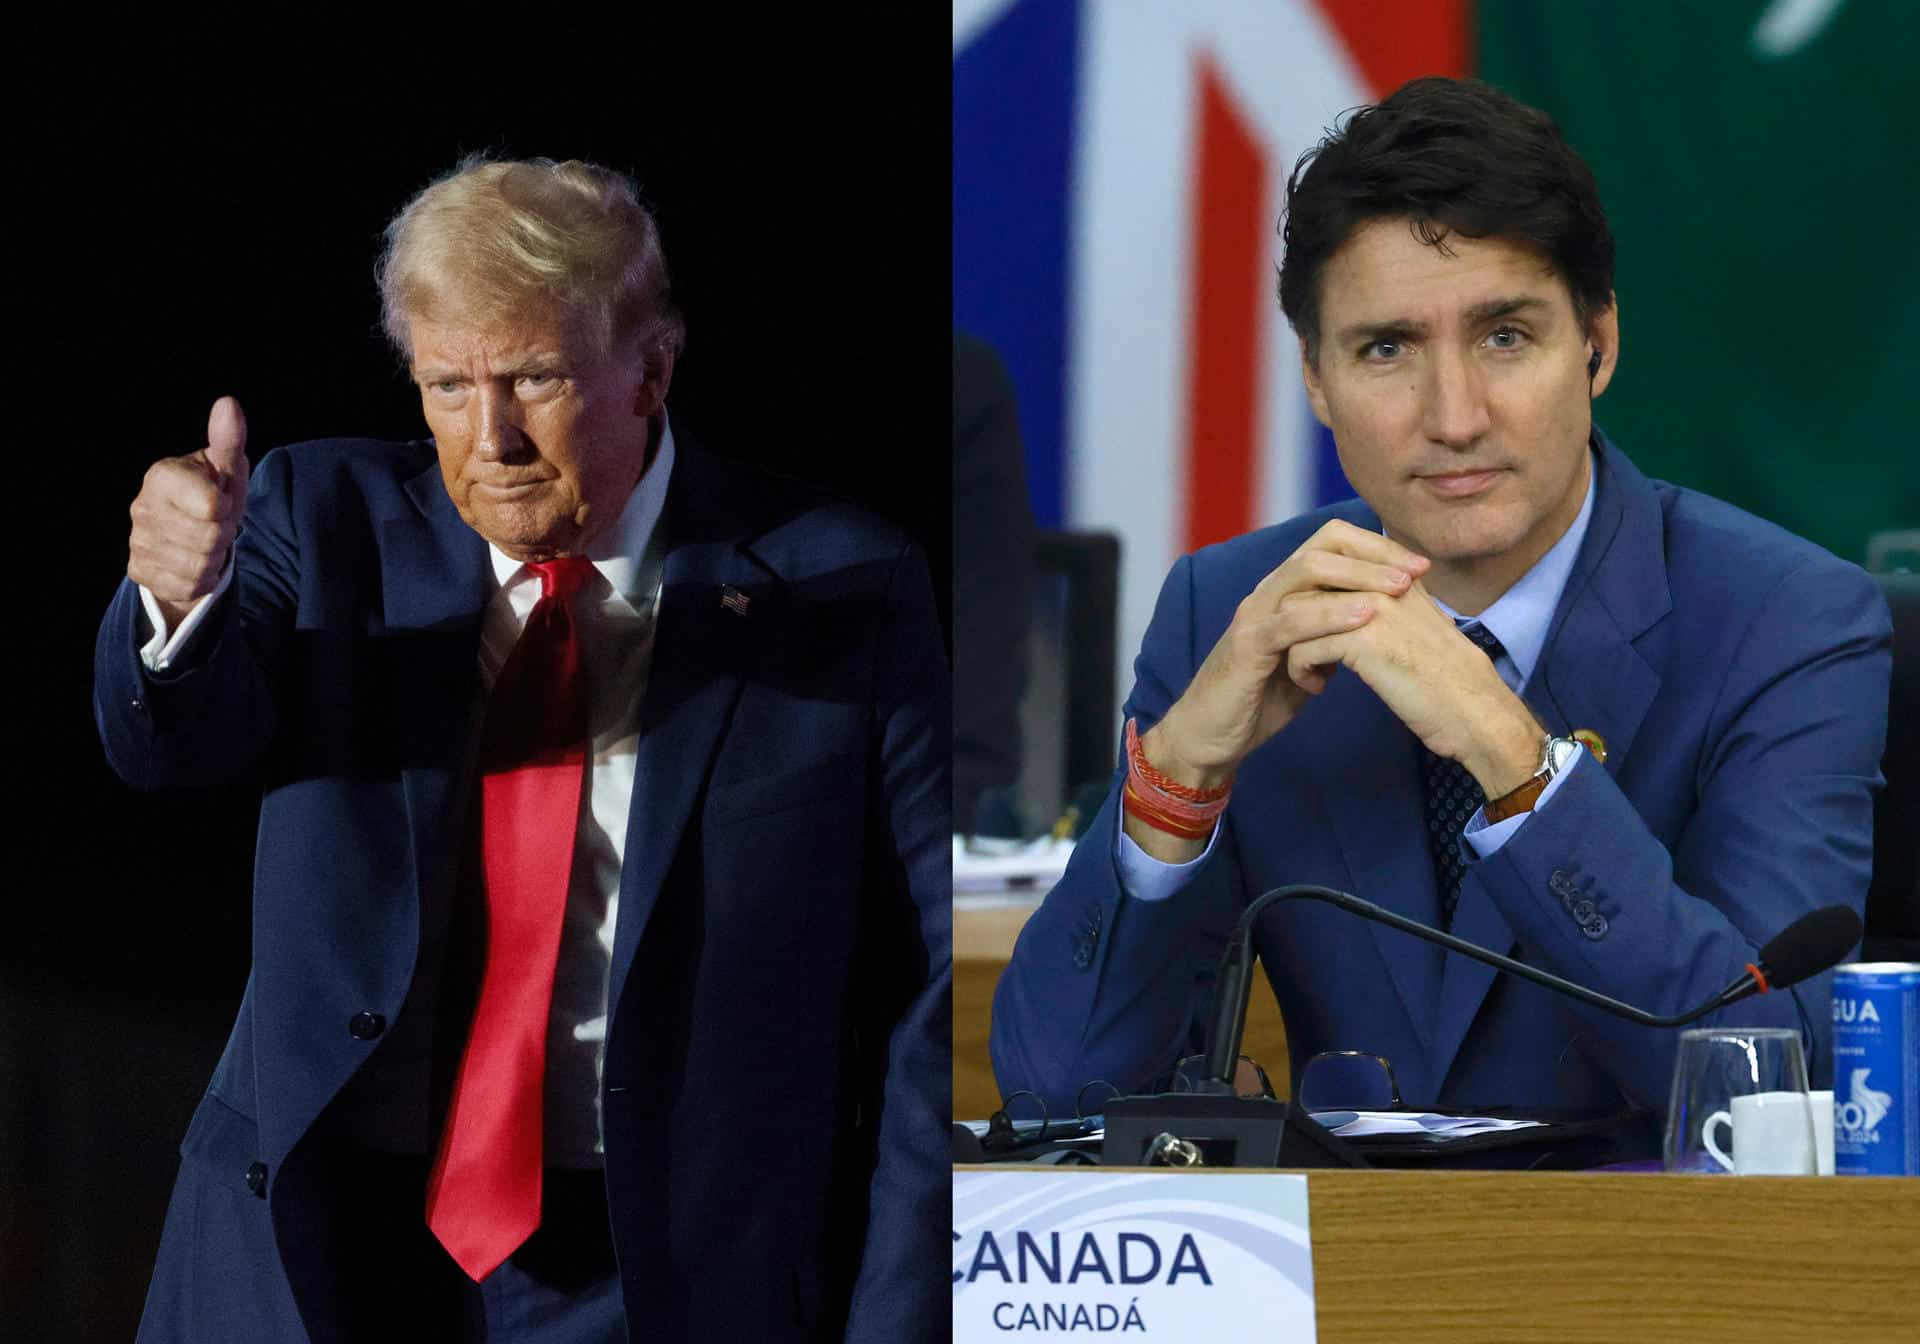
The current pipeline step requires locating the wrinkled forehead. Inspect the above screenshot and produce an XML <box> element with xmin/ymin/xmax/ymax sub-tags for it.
<box><xmin>1321</xmin><ymin>220</ymin><xmax>1570</xmax><ymax>320</ymax></box>
<box><xmin>406</xmin><ymin>291</ymin><xmax>594</xmax><ymax>367</ymax></box>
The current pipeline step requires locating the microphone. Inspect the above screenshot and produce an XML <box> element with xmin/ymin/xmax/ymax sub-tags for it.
<box><xmin>1199</xmin><ymin>886</ymin><xmax>1862</xmax><ymax>1090</ymax></box>
<box><xmin>1744</xmin><ymin>904</ymin><xmax>1862</xmax><ymax>991</ymax></box>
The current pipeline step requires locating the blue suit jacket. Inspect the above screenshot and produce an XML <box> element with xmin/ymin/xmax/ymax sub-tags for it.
<box><xmin>993</xmin><ymin>435</ymin><xmax>1889</xmax><ymax>1130</ymax></box>
<box><xmin>95</xmin><ymin>432</ymin><xmax>950</xmax><ymax>1342</ymax></box>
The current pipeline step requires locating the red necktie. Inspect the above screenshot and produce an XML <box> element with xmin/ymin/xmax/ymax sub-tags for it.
<box><xmin>426</xmin><ymin>557</ymin><xmax>595</xmax><ymax>1281</ymax></box>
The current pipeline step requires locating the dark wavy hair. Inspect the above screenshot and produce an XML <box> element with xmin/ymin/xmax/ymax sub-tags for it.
<box><xmin>1279</xmin><ymin>77</ymin><xmax>1614</xmax><ymax>361</ymax></box>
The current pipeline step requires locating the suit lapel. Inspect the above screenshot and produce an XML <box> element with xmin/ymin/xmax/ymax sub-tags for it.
<box><xmin>1531</xmin><ymin>439</ymin><xmax>1668</xmax><ymax>784</ymax></box>
<box><xmin>606</xmin><ymin>442</ymin><xmax>770</xmax><ymax>1017</ymax></box>
<box><xmin>1427</xmin><ymin>435</ymin><xmax>1670</xmax><ymax>1091</ymax></box>
<box><xmin>385</xmin><ymin>459</ymin><xmax>491</xmax><ymax>944</ymax></box>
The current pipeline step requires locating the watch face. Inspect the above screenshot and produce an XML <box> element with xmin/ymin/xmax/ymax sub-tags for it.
<box><xmin>1547</xmin><ymin>736</ymin><xmax>1581</xmax><ymax>774</ymax></box>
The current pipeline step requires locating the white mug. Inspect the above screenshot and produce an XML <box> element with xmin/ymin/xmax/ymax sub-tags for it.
<box><xmin>1808</xmin><ymin>1090</ymin><xmax>1834</xmax><ymax>1176</ymax></box>
<box><xmin>1701</xmin><ymin>1090</ymin><xmax>1818</xmax><ymax>1174</ymax></box>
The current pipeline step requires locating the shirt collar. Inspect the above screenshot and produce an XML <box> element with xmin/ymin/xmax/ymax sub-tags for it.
<box><xmin>1429</xmin><ymin>447</ymin><xmax>1598</xmax><ymax>686</ymax></box>
<box><xmin>486</xmin><ymin>409</ymin><xmax>676</xmax><ymax>604</ymax></box>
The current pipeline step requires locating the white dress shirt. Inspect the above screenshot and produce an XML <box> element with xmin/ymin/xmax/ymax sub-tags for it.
<box><xmin>139</xmin><ymin>416</ymin><xmax>678</xmax><ymax>1167</ymax></box>
<box><xmin>1118</xmin><ymin>451</ymin><xmax>1599</xmax><ymax>901</ymax></box>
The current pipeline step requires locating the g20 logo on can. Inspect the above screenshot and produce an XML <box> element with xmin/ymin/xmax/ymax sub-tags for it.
<box><xmin>1834</xmin><ymin>1066</ymin><xmax>1892</xmax><ymax>1142</ymax></box>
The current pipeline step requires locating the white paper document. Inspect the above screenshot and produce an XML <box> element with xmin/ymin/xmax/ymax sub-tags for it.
<box><xmin>952</xmin><ymin>834</ymin><xmax>1075</xmax><ymax>892</ymax></box>
<box><xmin>1316</xmin><ymin>1110</ymin><xmax>1546</xmax><ymax>1139</ymax></box>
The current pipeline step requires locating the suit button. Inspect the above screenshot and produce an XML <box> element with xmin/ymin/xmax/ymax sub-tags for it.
<box><xmin>1581</xmin><ymin>916</ymin><xmax>1609</xmax><ymax>941</ymax></box>
<box><xmin>244</xmin><ymin>1162</ymin><xmax>268</xmax><ymax>1197</ymax></box>
<box><xmin>1073</xmin><ymin>906</ymin><xmax>1102</xmax><ymax>969</ymax></box>
<box><xmin>348</xmin><ymin>1012</ymin><xmax>386</xmax><ymax>1040</ymax></box>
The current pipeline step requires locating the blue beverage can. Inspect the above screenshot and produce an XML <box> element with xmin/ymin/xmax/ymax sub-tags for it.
<box><xmin>1831</xmin><ymin>962</ymin><xmax>1919</xmax><ymax>1176</ymax></box>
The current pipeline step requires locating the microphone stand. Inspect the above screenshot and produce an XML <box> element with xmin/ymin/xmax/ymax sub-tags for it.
<box><xmin>1102</xmin><ymin>885</ymin><xmax>1852</xmax><ymax>1168</ymax></box>
<box><xmin>1199</xmin><ymin>885</ymin><xmax>1768</xmax><ymax>1091</ymax></box>
<box><xmin>1101</xmin><ymin>885</ymin><xmax>1398</xmax><ymax>1168</ymax></box>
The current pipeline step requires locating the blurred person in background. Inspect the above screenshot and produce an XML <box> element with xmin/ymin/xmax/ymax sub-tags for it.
<box><xmin>991</xmin><ymin>77</ymin><xmax>1890</xmax><ymax>1145</ymax></box>
<box><xmin>953</xmin><ymin>331</ymin><xmax>1038</xmax><ymax>841</ymax></box>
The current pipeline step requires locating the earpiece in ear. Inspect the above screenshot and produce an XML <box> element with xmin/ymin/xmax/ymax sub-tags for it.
<box><xmin>1587</xmin><ymin>348</ymin><xmax>1603</xmax><ymax>378</ymax></box>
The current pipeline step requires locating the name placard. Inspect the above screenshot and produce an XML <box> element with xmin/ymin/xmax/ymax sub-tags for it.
<box><xmin>952</xmin><ymin>1169</ymin><xmax>1316</xmax><ymax>1340</ymax></box>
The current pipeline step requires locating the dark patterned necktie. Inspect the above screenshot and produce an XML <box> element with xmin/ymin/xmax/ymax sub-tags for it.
<box><xmin>1420</xmin><ymin>622</ymin><xmax>1506</xmax><ymax>927</ymax></box>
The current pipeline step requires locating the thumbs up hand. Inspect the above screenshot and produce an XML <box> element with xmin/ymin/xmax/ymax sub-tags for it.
<box><xmin>128</xmin><ymin>397</ymin><xmax>252</xmax><ymax>629</ymax></box>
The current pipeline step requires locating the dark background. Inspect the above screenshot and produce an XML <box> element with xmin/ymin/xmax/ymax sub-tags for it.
<box><xmin>5</xmin><ymin>19</ymin><xmax>947</xmax><ymax>1339</ymax></box>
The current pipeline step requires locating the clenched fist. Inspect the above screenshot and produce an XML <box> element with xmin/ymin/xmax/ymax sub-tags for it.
<box><xmin>127</xmin><ymin>397</ymin><xmax>250</xmax><ymax>630</ymax></box>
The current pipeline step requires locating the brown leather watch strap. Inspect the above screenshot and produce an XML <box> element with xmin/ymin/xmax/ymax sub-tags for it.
<box><xmin>1483</xmin><ymin>773</ymin><xmax>1548</xmax><ymax>824</ymax></box>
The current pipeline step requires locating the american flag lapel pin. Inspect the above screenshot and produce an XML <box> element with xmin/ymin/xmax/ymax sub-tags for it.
<box><xmin>720</xmin><ymin>585</ymin><xmax>752</xmax><ymax>616</ymax></box>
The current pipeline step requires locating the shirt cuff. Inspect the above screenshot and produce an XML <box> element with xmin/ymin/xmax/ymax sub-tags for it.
<box><xmin>1461</xmin><ymin>744</ymin><xmax>1584</xmax><ymax>859</ymax></box>
<box><xmin>138</xmin><ymin>551</ymin><xmax>236</xmax><ymax>673</ymax></box>
<box><xmin>1114</xmin><ymin>817</ymin><xmax>1222</xmax><ymax>902</ymax></box>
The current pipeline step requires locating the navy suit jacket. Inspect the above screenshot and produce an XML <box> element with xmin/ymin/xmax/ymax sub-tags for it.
<box><xmin>993</xmin><ymin>434</ymin><xmax>1889</xmax><ymax>1129</ymax></box>
<box><xmin>95</xmin><ymin>431</ymin><xmax>950</xmax><ymax>1342</ymax></box>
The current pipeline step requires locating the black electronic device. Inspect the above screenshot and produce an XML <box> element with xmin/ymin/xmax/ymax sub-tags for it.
<box><xmin>1100</xmin><ymin>1093</ymin><xmax>1367</xmax><ymax>1169</ymax></box>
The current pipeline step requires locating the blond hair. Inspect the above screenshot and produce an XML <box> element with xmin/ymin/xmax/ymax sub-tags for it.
<box><xmin>378</xmin><ymin>154</ymin><xmax>685</xmax><ymax>369</ymax></box>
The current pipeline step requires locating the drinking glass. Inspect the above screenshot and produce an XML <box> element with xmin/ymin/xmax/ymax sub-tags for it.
<box><xmin>1664</xmin><ymin>1027</ymin><xmax>1815</xmax><ymax>1174</ymax></box>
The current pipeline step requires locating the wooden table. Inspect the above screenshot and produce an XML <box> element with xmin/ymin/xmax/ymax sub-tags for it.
<box><xmin>964</xmin><ymin>1166</ymin><xmax>1920</xmax><ymax>1341</ymax></box>
<box><xmin>955</xmin><ymin>892</ymin><xmax>1291</xmax><ymax>1120</ymax></box>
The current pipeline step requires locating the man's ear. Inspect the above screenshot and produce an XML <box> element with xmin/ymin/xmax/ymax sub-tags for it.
<box><xmin>634</xmin><ymin>347</ymin><xmax>675</xmax><ymax>418</ymax></box>
<box><xmin>1299</xmin><ymin>334</ymin><xmax>1332</xmax><ymax>428</ymax></box>
<box><xmin>1587</xmin><ymin>295</ymin><xmax>1620</xmax><ymax>398</ymax></box>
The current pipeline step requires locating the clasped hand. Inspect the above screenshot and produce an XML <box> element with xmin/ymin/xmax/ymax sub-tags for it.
<box><xmin>1147</xmin><ymin>520</ymin><xmax>1540</xmax><ymax>798</ymax></box>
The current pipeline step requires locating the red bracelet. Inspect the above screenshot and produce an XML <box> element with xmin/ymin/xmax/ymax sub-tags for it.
<box><xmin>1126</xmin><ymin>718</ymin><xmax>1232</xmax><ymax>803</ymax></box>
<box><xmin>1121</xmin><ymin>718</ymin><xmax>1232</xmax><ymax>840</ymax></box>
<box><xmin>1122</xmin><ymin>777</ymin><xmax>1217</xmax><ymax>840</ymax></box>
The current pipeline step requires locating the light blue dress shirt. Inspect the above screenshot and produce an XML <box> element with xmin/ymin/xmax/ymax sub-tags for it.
<box><xmin>1120</xmin><ymin>452</ymin><xmax>1599</xmax><ymax>902</ymax></box>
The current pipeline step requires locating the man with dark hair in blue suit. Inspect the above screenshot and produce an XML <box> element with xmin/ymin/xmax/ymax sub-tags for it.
<box><xmin>99</xmin><ymin>156</ymin><xmax>948</xmax><ymax>1341</ymax></box>
<box><xmin>992</xmin><ymin>78</ymin><xmax>1891</xmax><ymax>1142</ymax></box>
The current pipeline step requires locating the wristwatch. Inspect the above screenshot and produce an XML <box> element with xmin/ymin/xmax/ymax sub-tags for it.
<box><xmin>1483</xmin><ymin>731</ymin><xmax>1589</xmax><ymax>824</ymax></box>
